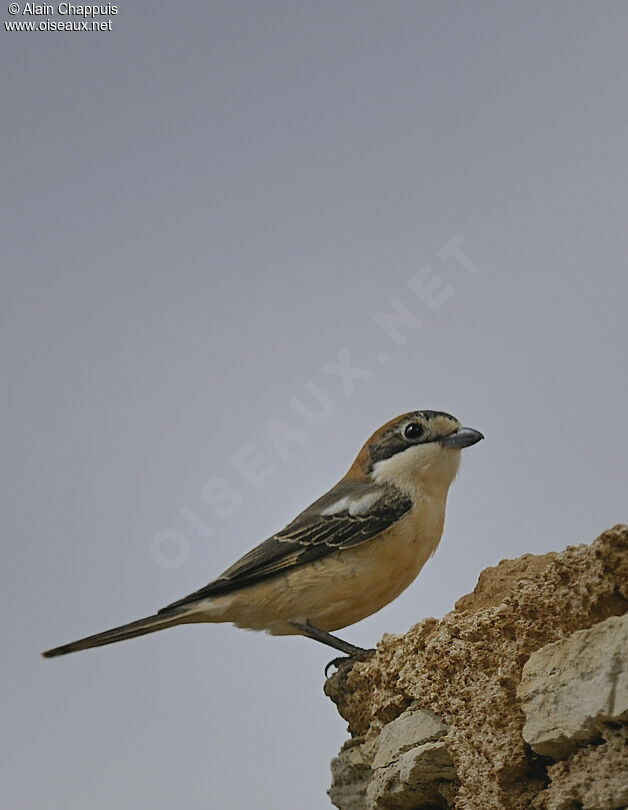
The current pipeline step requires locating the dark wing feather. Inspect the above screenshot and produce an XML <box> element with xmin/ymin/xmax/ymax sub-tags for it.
<box><xmin>158</xmin><ymin>481</ymin><xmax>411</xmax><ymax>613</ymax></box>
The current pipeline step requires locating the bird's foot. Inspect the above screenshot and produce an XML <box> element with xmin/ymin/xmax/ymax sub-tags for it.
<box><xmin>324</xmin><ymin>647</ymin><xmax>375</xmax><ymax>678</ymax></box>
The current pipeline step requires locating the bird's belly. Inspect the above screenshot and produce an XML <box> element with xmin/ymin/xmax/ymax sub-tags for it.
<box><xmin>202</xmin><ymin>505</ymin><xmax>445</xmax><ymax>635</ymax></box>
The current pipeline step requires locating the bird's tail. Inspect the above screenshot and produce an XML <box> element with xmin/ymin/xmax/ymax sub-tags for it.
<box><xmin>41</xmin><ymin>608</ymin><xmax>195</xmax><ymax>658</ymax></box>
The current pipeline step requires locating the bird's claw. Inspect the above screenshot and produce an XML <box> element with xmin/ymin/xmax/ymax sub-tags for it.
<box><xmin>325</xmin><ymin>656</ymin><xmax>349</xmax><ymax>677</ymax></box>
<box><xmin>324</xmin><ymin>648</ymin><xmax>375</xmax><ymax>677</ymax></box>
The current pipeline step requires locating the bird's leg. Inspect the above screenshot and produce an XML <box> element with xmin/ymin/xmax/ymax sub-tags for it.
<box><xmin>293</xmin><ymin>620</ymin><xmax>373</xmax><ymax>657</ymax></box>
<box><xmin>292</xmin><ymin>620</ymin><xmax>375</xmax><ymax>675</ymax></box>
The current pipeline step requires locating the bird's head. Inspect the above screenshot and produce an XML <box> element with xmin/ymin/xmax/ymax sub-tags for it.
<box><xmin>348</xmin><ymin>410</ymin><xmax>483</xmax><ymax>494</ymax></box>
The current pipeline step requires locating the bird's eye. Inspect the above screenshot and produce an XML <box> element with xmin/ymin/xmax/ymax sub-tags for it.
<box><xmin>403</xmin><ymin>423</ymin><xmax>424</xmax><ymax>441</ymax></box>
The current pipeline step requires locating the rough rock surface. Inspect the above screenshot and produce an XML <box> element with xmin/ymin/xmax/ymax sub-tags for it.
<box><xmin>519</xmin><ymin>613</ymin><xmax>628</xmax><ymax>758</ymax></box>
<box><xmin>366</xmin><ymin>705</ymin><xmax>455</xmax><ymax>809</ymax></box>
<box><xmin>325</xmin><ymin>525</ymin><xmax>628</xmax><ymax>810</ymax></box>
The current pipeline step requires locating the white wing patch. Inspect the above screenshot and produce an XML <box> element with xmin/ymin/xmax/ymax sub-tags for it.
<box><xmin>348</xmin><ymin>490</ymin><xmax>383</xmax><ymax>515</ymax></box>
<box><xmin>319</xmin><ymin>490</ymin><xmax>383</xmax><ymax>517</ymax></box>
<box><xmin>319</xmin><ymin>497</ymin><xmax>349</xmax><ymax>515</ymax></box>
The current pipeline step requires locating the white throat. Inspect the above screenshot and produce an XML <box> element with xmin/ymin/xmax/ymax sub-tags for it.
<box><xmin>370</xmin><ymin>443</ymin><xmax>461</xmax><ymax>499</ymax></box>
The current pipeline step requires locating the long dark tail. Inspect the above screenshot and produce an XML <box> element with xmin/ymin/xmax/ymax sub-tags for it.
<box><xmin>42</xmin><ymin>608</ymin><xmax>194</xmax><ymax>658</ymax></box>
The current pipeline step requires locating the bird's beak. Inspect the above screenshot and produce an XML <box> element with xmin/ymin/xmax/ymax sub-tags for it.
<box><xmin>440</xmin><ymin>427</ymin><xmax>484</xmax><ymax>449</ymax></box>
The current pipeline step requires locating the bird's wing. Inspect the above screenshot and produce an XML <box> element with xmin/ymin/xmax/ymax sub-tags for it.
<box><xmin>158</xmin><ymin>481</ymin><xmax>411</xmax><ymax>613</ymax></box>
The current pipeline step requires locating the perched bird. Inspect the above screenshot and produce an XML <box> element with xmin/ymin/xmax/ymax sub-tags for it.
<box><xmin>42</xmin><ymin>410</ymin><xmax>483</xmax><ymax>663</ymax></box>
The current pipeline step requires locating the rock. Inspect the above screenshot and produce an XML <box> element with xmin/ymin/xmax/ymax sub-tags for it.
<box><xmin>367</xmin><ymin>740</ymin><xmax>456</xmax><ymax>809</ymax></box>
<box><xmin>535</xmin><ymin>727</ymin><xmax>628</xmax><ymax>810</ymax></box>
<box><xmin>519</xmin><ymin>613</ymin><xmax>628</xmax><ymax>757</ymax></box>
<box><xmin>366</xmin><ymin>705</ymin><xmax>455</xmax><ymax>809</ymax></box>
<box><xmin>325</xmin><ymin>525</ymin><xmax>628</xmax><ymax>810</ymax></box>
<box><xmin>329</xmin><ymin>705</ymin><xmax>454</xmax><ymax>810</ymax></box>
<box><xmin>329</xmin><ymin>737</ymin><xmax>378</xmax><ymax>810</ymax></box>
<box><xmin>371</xmin><ymin>705</ymin><xmax>448</xmax><ymax>769</ymax></box>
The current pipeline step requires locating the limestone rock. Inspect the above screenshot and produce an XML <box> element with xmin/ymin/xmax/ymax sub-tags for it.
<box><xmin>329</xmin><ymin>737</ymin><xmax>379</xmax><ymax>810</ymax></box>
<box><xmin>325</xmin><ymin>525</ymin><xmax>628</xmax><ymax>810</ymax></box>
<box><xmin>367</xmin><ymin>705</ymin><xmax>455</xmax><ymax>809</ymax></box>
<box><xmin>329</xmin><ymin>705</ymin><xmax>455</xmax><ymax>810</ymax></box>
<box><xmin>519</xmin><ymin>613</ymin><xmax>628</xmax><ymax>757</ymax></box>
<box><xmin>371</xmin><ymin>705</ymin><xmax>448</xmax><ymax>769</ymax></box>
<box><xmin>367</xmin><ymin>740</ymin><xmax>456</xmax><ymax>809</ymax></box>
<box><xmin>535</xmin><ymin>727</ymin><xmax>628</xmax><ymax>810</ymax></box>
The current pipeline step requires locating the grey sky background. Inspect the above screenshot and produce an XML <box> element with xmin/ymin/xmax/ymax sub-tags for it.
<box><xmin>2</xmin><ymin>3</ymin><xmax>627</xmax><ymax>809</ymax></box>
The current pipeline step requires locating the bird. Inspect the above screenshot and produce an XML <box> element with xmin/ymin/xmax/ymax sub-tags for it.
<box><xmin>42</xmin><ymin>410</ymin><xmax>483</xmax><ymax>664</ymax></box>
